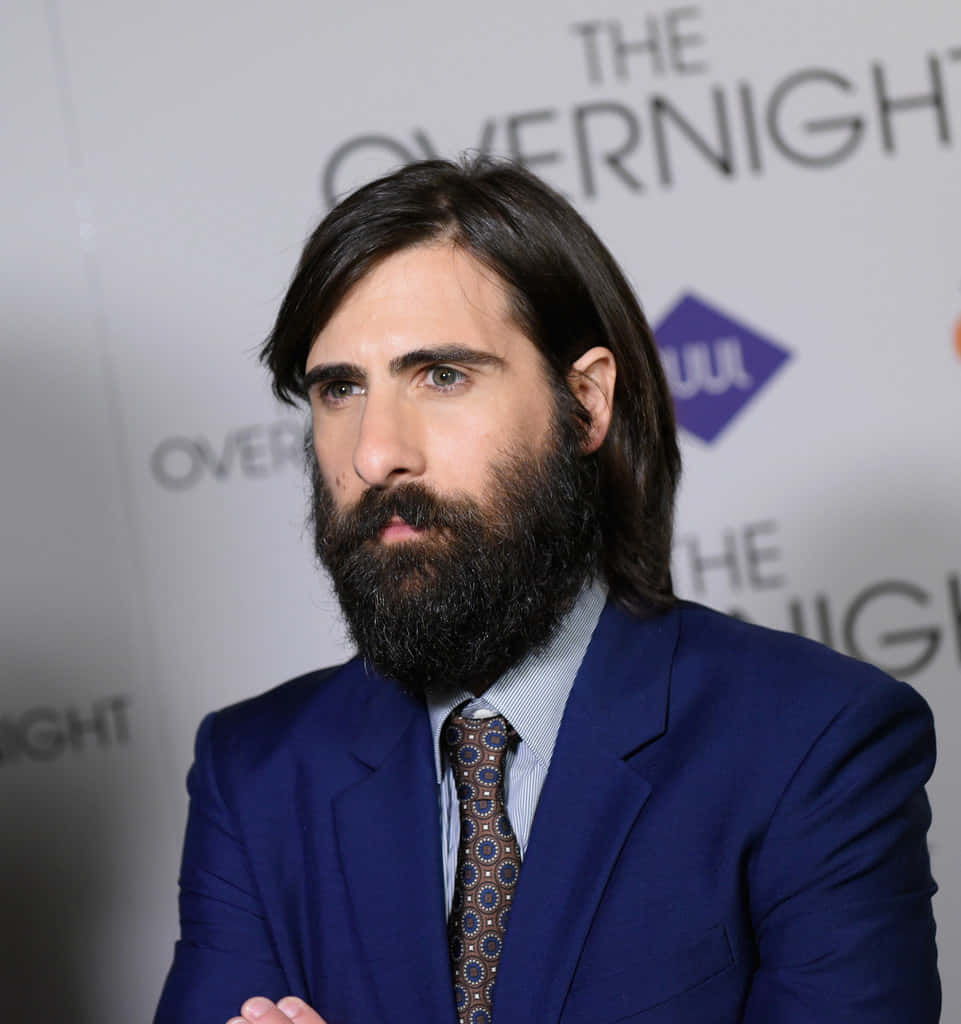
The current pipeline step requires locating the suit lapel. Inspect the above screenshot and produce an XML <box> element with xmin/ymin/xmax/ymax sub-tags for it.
<box><xmin>332</xmin><ymin>677</ymin><xmax>455</xmax><ymax>1024</ymax></box>
<box><xmin>494</xmin><ymin>603</ymin><xmax>680</xmax><ymax>1024</ymax></box>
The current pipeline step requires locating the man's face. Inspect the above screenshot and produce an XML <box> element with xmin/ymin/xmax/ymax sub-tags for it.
<box><xmin>303</xmin><ymin>243</ymin><xmax>603</xmax><ymax>696</ymax></box>
<box><xmin>304</xmin><ymin>244</ymin><xmax>558</xmax><ymax>526</ymax></box>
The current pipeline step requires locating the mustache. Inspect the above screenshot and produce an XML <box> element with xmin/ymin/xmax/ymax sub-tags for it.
<box><xmin>321</xmin><ymin>482</ymin><xmax>482</xmax><ymax>550</ymax></box>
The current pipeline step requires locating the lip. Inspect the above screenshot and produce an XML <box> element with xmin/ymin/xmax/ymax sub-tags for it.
<box><xmin>380</xmin><ymin>517</ymin><xmax>426</xmax><ymax>542</ymax></box>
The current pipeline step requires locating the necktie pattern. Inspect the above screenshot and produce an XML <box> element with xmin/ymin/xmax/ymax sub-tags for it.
<box><xmin>444</xmin><ymin>712</ymin><xmax>520</xmax><ymax>1024</ymax></box>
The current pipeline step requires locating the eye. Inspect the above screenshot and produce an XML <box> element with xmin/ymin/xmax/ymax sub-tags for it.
<box><xmin>318</xmin><ymin>380</ymin><xmax>364</xmax><ymax>404</ymax></box>
<box><xmin>427</xmin><ymin>365</ymin><xmax>466</xmax><ymax>389</ymax></box>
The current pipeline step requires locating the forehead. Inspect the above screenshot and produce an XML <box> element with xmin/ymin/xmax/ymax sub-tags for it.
<box><xmin>306</xmin><ymin>244</ymin><xmax>535</xmax><ymax>368</ymax></box>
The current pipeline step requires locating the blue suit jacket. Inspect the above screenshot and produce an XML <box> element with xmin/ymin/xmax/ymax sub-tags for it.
<box><xmin>155</xmin><ymin>601</ymin><xmax>939</xmax><ymax>1023</ymax></box>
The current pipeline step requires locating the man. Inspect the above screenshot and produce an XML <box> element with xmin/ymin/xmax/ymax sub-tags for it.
<box><xmin>155</xmin><ymin>158</ymin><xmax>939</xmax><ymax>1024</ymax></box>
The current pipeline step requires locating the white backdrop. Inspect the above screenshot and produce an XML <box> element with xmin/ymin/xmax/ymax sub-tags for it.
<box><xmin>2</xmin><ymin>1</ymin><xmax>959</xmax><ymax>1019</ymax></box>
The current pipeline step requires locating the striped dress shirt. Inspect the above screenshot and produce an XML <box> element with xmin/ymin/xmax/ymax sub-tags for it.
<box><xmin>426</xmin><ymin>581</ymin><xmax>607</xmax><ymax>915</ymax></box>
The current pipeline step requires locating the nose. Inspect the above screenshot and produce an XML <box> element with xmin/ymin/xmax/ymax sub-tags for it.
<box><xmin>351</xmin><ymin>391</ymin><xmax>426</xmax><ymax>488</ymax></box>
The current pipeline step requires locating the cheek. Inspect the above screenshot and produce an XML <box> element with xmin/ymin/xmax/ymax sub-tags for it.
<box><xmin>328</xmin><ymin>469</ymin><xmax>353</xmax><ymax>497</ymax></box>
<box><xmin>311</xmin><ymin>407</ymin><xmax>367</xmax><ymax>498</ymax></box>
<box><xmin>484</xmin><ymin>390</ymin><xmax>556</xmax><ymax>453</ymax></box>
<box><xmin>428</xmin><ymin>407</ymin><xmax>546</xmax><ymax>491</ymax></box>
<box><xmin>313</xmin><ymin>440</ymin><xmax>351</xmax><ymax>498</ymax></box>
<box><xmin>428</xmin><ymin>417</ymin><xmax>498</xmax><ymax>483</ymax></box>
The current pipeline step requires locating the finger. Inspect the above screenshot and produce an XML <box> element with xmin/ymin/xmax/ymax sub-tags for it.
<box><xmin>235</xmin><ymin>995</ymin><xmax>328</xmax><ymax>1024</ymax></box>
<box><xmin>236</xmin><ymin>996</ymin><xmax>290</xmax><ymax>1023</ymax></box>
<box><xmin>277</xmin><ymin>996</ymin><xmax>328</xmax><ymax>1022</ymax></box>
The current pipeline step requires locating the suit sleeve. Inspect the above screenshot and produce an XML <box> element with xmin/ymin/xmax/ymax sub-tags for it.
<box><xmin>154</xmin><ymin>712</ymin><xmax>289</xmax><ymax>1024</ymax></box>
<box><xmin>742</xmin><ymin>676</ymin><xmax>940</xmax><ymax>1022</ymax></box>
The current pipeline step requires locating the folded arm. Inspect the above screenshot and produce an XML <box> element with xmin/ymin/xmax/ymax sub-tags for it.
<box><xmin>155</xmin><ymin>713</ymin><xmax>291</xmax><ymax>1024</ymax></box>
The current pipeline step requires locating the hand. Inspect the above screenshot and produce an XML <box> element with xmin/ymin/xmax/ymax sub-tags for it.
<box><xmin>228</xmin><ymin>996</ymin><xmax>328</xmax><ymax>1024</ymax></box>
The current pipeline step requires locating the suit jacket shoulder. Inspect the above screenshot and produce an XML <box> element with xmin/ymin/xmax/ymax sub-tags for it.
<box><xmin>200</xmin><ymin>656</ymin><xmax>424</xmax><ymax>799</ymax></box>
<box><xmin>548</xmin><ymin>599</ymin><xmax>939</xmax><ymax>1024</ymax></box>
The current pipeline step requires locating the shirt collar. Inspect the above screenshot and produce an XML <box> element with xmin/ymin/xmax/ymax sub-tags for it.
<box><xmin>426</xmin><ymin>579</ymin><xmax>607</xmax><ymax>783</ymax></box>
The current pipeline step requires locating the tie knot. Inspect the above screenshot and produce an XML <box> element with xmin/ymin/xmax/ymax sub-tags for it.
<box><xmin>443</xmin><ymin>712</ymin><xmax>515</xmax><ymax>787</ymax></box>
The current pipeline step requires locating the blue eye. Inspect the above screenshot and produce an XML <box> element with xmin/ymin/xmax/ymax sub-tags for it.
<box><xmin>320</xmin><ymin>381</ymin><xmax>363</xmax><ymax>403</ymax></box>
<box><xmin>428</xmin><ymin>366</ymin><xmax>464</xmax><ymax>388</ymax></box>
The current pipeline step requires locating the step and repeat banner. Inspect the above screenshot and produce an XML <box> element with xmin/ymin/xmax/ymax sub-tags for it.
<box><xmin>3</xmin><ymin>0</ymin><xmax>959</xmax><ymax>1019</ymax></box>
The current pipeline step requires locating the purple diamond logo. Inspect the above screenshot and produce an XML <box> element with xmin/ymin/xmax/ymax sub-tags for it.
<box><xmin>654</xmin><ymin>293</ymin><xmax>791</xmax><ymax>443</ymax></box>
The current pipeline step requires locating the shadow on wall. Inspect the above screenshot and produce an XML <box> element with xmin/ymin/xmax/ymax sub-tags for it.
<box><xmin>0</xmin><ymin>738</ymin><xmax>120</xmax><ymax>1021</ymax></box>
<box><xmin>0</xmin><ymin>309</ymin><xmax>182</xmax><ymax>1017</ymax></box>
<box><xmin>0</xmin><ymin>648</ymin><xmax>178</xmax><ymax>1022</ymax></box>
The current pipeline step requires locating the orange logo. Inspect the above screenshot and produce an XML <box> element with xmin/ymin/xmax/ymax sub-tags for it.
<box><xmin>955</xmin><ymin>315</ymin><xmax>961</xmax><ymax>360</ymax></box>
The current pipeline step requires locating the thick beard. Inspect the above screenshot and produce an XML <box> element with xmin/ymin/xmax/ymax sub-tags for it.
<box><xmin>309</xmin><ymin>417</ymin><xmax>602</xmax><ymax>698</ymax></box>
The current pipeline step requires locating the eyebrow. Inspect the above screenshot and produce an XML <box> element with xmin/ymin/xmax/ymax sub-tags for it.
<box><xmin>303</xmin><ymin>345</ymin><xmax>505</xmax><ymax>391</ymax></box>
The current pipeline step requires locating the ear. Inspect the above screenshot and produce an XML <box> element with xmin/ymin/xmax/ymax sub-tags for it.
<box><xmin>568</xmin><ymin>346</ymin><xmax>616</xmax><ymax>454</ymax></box>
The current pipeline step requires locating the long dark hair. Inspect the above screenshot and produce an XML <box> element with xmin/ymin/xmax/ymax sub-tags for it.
<box><xmin>261</xmin><ymin>156</ymin><xmax>681</xmax><ymax>615</ymax></box>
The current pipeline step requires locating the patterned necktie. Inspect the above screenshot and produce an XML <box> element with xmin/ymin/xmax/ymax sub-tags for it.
<box><xmin>444</xmin><ymin>712</ymin><xmax>520</xmax><ymax>1024</ymax></box>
